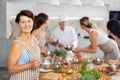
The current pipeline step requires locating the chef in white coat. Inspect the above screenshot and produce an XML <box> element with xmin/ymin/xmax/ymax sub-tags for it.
<box><xmin>53</xmin><ymin>15</ymin><xmax>78</xmax><ymax>59</ymax></box>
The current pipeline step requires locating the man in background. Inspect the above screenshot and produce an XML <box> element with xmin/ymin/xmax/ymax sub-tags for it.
<box><xmin>53</xmin><ymin>15</ymin><xmax>78</xmax><ymax>59</ymax></box>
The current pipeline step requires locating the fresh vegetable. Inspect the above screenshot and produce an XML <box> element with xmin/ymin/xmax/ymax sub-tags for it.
<box><xmin>89</xmin><ymin>69</ymin><xmax>100</xmax><ymax>79</ymax></box>
<box><xmin>82</xmin><ymin>61</ymin><xmax>93</xmax><ymax>70</ymax></box>
<box><xmin>80</xmin><ymin>76</ymin><xmax>87</xmax><ymax>80</ymax></box>
<box><xmin>85</xmin><ymin>74</ymin><xmax>96</xmax><ymax>80</ymax></box>
<box><xmin>55</xmin><ymin>69</ymin><xmax>63</xmax><ymax>73</ymax></box>
<box><xmin>54</xmin><ymin>49</ymin><xmax>66</xmax><ymax>58</ymax></box>
<box><xmin>79</xmin><ymin>61</ymin><xmax>101</xmax><ymax>80</ymax></box>
<box><xmin>55</xmin><ymin>69</ymin><xmax>70</xmax><ymax>75</ymax></box>
<box><xmin>79</xmin><ymin>69</ymin><xmax>89</xmax><ymax>76</ymax></box>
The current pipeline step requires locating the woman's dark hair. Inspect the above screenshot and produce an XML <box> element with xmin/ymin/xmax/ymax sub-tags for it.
<box><xmin>79</xmin><ymin>16</ymin><xmax>93</xmax><ymax>28</ymax></box>
<box><xmin>107</xmin><ymin>19</ymin><xmax>120</xmax><ymax>38</ymax></box>
<box><xmin>32</xmin><ymin>13</ymin><xmax>48</xmax><ymax>32</ymax></box>
<box><xmin>15</xmin><ymin>10</ymin><xmax>34</xmax><ymax>23</ymax></box>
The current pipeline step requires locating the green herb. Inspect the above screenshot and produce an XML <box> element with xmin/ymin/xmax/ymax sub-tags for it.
<box><xmin>55</xmin><ymin>69</ymin><xmax>63</xmax><ymax>73</ymax></box>
<box><xmin>80</xmin><ymin>76</ymin><xmax>87</xmax><ymax>80</ymax></box>
<box><xmin>89</xmin><ymin>69</ymin><xmax>100</xmax><ymax>79</ymax></box>
<box><xmin>54</xmin><ymin>49</ymin><xmax>66</xmax><ymax>58</ymax></box>
<box><xmin>85</xmin><ymin>74</ymin><xmax>96</xmax><ymax>80</ymax></box>
<box><xmin>79</xmin><ymin>61</ymin><xmax>101</xmax><ymax>80</ymax></box>
<box><xmin>54</xmin><ymin>69</ymin><xmax>70</xmax><ymax>75</ymax></box>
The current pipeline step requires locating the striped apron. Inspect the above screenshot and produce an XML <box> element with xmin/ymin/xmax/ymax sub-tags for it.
<box><xmin>98</xmin><ymin>39</ymin><xmax>120</xmax><ymax>63</ymax></box>
<box><xmin>9</xmin><ymin>37</ymin><xmax>40</xmax><ymax>80</ymax></box>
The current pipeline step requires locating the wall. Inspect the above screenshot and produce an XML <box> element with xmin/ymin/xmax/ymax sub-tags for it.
<box><xmin>7</xmin><ymin>2</ymin><xmax>109</xmax><ymax>18</ymax></box>
<box><xmin>0</xmin><ymin>39</ymin><xmax>13</xmax><ymax>67</ymax></box>
<box><xmin>0</xmin><ymin>0</ymin><xmax>7</xmax><ymax>38</ymax></box>
<box><xmin>109</xmin><ymin>0</ymin><xmax>120</xmax><ymax>11</ymax></box>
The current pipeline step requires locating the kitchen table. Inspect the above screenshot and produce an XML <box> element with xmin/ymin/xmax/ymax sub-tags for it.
<box><xmin>39</xmin><ymin>63</ymin><xmax>114</xmax><ymax>80</ymax></box>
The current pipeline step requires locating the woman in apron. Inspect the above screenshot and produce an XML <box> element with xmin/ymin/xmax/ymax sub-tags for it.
<box><xmin>107</xmin><ymin>19</ymin><xmax>120</xmax><ymax>49</ymax></box>
<box><xmin>8</xmin><ymin>10</ymin><xmax>41</xmax><ymax>80</ymax></box>
<box><xmin>73</xmin><ymin>16</ymin><xmax>120</xmax><ymax>62</ymax></box>
<box><xmin>32</xmin><ymin>13</ymin><xmax>54</xmax><ymax>54</ymax></box>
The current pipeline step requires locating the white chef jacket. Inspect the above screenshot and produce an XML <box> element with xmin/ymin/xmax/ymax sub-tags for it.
<box><xmin>53</xmin><ymin>25</ymin><xmax>78</xmax><ymax>60</ymax></box>
<box><xmin>53</xmin><ymin>25</ymin><xmax>78</xmax><ymax>48</ymax></box>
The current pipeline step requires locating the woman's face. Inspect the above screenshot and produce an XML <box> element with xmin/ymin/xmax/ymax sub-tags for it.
<box><xmin>18</xmin><ymin>16</ymin><xmax>33</xmax><ymax>34</ymax></box>
<box><xmin>45</xmin><ymin>19</ymin><xmax>49</xmax><ymax>28</ymax></box>
<box><xmin>80</xmin><ymin>24</ymin><xmax>85</xmax><ymax>30</ymax></box>
<box><xmin>41</xmin><ymin>19</ymin><xmax>49</xmax><ymax>29</ymax></box>
<box><xmin>107</xmin><ymin>29</ymin><xmax>111</xmax><ymax>34</ymax></box>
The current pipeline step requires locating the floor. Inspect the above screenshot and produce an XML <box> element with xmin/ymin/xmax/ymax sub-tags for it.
<box><xmin>0</xmin><ymin>67</ymin><xmax>10</xmax><ymax>80</ymax></box>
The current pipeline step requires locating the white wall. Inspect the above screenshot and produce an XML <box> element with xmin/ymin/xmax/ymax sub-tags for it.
<box><xmin>109</xmin><ymin>0</ymin><xmax>120</xmax><ymax>11</ymax></box>
<box><xmin>7</xmin><ymin>2</ymin><xmax>109</xmax><ymax>17</ymax></box>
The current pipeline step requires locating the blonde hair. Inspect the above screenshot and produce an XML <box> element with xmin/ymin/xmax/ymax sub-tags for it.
<box><xmin>80</xmin><ymin>16</ymin><xmax>93</xmax><ymax>28</ymax></box>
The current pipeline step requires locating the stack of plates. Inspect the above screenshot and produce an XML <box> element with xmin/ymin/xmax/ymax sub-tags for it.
<box><xmin>39</xmin><ymin>68</ymin><xmax>52</xmax><ymax>72</ymax></box>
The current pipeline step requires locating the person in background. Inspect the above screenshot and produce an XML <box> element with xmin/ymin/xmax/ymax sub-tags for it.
<box><xmin>53</xmin><ymin>15</ymin><xmax>78</xmax><ymax>59</ymax></box>
<box><xmin>32</xmin><ymin>13</ymin><xmax>54</xmax><ymax>54</ymax></box>
<box><xmin>8</xmin><ymin>10</ymin><xmax>40</xmax><ymax>80</ymax></box>
<box><xmin>107</xmin><ymin>19</ymin><xmax>120</xmax><ymax>49</ymax></box>
<box><xmin>107</xmin><ymin>20</ymin><xmax>120</xmax><ymax>71</ymax></box>
<box><xmin>73</xmin><ymin>16</ymin><xmax>120</xmax><ymax>63</ymax></box>
<box><xmin>44</xmin><ymin>27</ymin><xmax>53</xmax><ymax>50</ymax></box>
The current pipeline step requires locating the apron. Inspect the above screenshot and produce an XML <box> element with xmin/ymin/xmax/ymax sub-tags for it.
<box><xmin>9</xmin><ymin>37</ymin><xmax>40</xmax><ymax>80</ymax></box>
<box><xmin>98</xmin><ymin>39</ymin><xmax>120</xmax><ymax>63</ymax></box>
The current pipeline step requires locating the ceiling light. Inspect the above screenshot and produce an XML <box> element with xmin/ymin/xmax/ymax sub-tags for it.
<box><xmin>50</xmin><ymin>0</ymin><xmax>60</xmax><ymax>6</ymax></box>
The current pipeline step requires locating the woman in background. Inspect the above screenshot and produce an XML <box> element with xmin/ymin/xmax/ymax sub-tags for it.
<box><xmin>8</xmin><ymin>10</ymin><xmax>40</xmax><ymax>80</ymax></box>
<box><xmin>107</xmin><ymin>19</ymin><xmax>120</xmax><ymax>48</ymax></box>
<box><xmin>73</xmin><ymin>16</ymin><xmax>120</xmax><ymax>62</ymax></box>
<box><xmin>32</xmin><ymin>13</ymin><xmax>54</xmax><ymax>54</ymax></box>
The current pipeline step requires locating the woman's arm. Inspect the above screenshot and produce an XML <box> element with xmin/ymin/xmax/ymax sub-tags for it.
<box><xmin>8</xmin><ymin>42</ymin><xmax>40</xmax><ymax>74</ymax></box>
<box><xmin>73</xmin><ymin>31</ymin><xmax>98</xmax><ymax>53</ymax></box>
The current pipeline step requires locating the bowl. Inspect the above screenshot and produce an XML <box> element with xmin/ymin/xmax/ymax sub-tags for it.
<box><xmin>40</xmin><ymin>58</ymin><xmax>53</xmax><ymax>69</ymax></box>
<box><xmin>54</xmin><ymin>60</ymin><xmax>63</xmax><ymax>66</ymax></box>
<box><xmin>54</xmin><ymin>61</ymin><xmax>62</xmax><ymax>70</ymax></box>
<box><xmin>73</xmin><ymin>58</ymin><xmax>80</xmax><ymax>64</ymax></box>
<box><xmin>46</xmin><ymin>51</ymin><xmax>55</xmax><ymax>57</ymax></box>
<box><xmin>51</xmin><ymin>39</ymin><xmax>59</xmax><ymax>46</ymax></box>
<box><xmin>54</xmin><ymin>64</ymin><xmax>61</xmax><ymax>70</ymax></box>
<box><xmin>40</xmin><ymin>63</ymin><xmax>51</xmax><ymax>70</ymax></box>
<box><xmin>92</xmin><ymin>58</ymin><xmax>104</xmax><ymax>65</ymax></box>
<box><xmin>107</xmin><ymin>64</ymin><xmax>120</xmax><ymax>71</ymax></box>
<box><xmin>72</xmin><ymin>78</ymin><xmax>79</xmax><ymax>80</ymax></box>
<box><xmin>64</xmin><ymin>45</ymin><xmax>73</xmax><ymax>51</ymax></box>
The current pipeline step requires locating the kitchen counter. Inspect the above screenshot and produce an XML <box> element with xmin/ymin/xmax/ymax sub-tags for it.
<box><xmin>39</xmin><ymin>63</ymin><xmax>112</xmax><ymax>80</ymax></box>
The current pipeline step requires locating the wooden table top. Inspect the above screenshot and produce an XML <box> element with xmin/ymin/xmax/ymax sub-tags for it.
<box><xmin>39</xmin><ymin>63</ymin><xmax>112</xmax><ymax>80</ymax></box>
<box><xmin>39</xmin><ymin>72</ymin><xmax>61</xmax><ymax>80</ymax></box>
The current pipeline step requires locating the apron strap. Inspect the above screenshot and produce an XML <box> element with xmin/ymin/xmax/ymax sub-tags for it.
<box><xmin>14</xmin><ymin>37</ymin><xmax>32</xmax><ymax>61</ymax></box>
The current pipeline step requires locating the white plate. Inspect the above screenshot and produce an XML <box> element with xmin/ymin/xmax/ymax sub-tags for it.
<box><xmin>39</xmin><ymin>68</ymin><xmax>52</xmax><ymax>72</ymax></box>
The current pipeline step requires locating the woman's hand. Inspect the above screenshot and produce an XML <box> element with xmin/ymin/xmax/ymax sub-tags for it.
<box><xmin>46</xmin><ymin>38</ymin><xmax>55</xmax><ymax>43</ymax></box>
<box><xmin>30</xmin><ymin>58</ymin><xmax>40</xmax><ymax>68</ymax></box>
<box><xmin>40</xmin><ymin>47</ymin><xmax>47</xmax><ymax>53</ymax></box>
<box><xmin>58</xmin><ymin>43</ymin><xmax>64</xmax><ymax>48</ymax></box>
<box><xmin>72</xmin><ymin>48</ymin><xmax>80</xmax><ymax>54</ymax></box>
